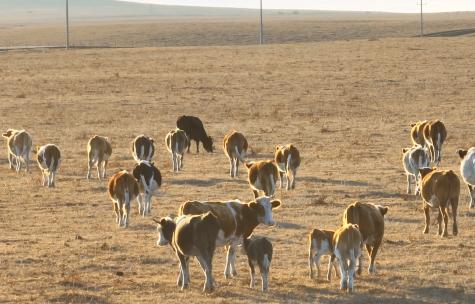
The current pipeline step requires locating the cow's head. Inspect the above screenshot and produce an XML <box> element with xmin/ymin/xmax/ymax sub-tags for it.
<box><xmin>154</xmin><ymin>217</ymin><xmax>176</xmax><ymax>246</ymax></box>
<box><xmin>249</xmin><ymin>196</ymin><xmax>281</xmax><ymax>226</ymax></box>
<box><xmin>203</xmin><ymin>136</ymin><xmax>214</xmax><ymax>153</ymax></box>
<box><xmin>457</xmin><ymin>149</ymin><xmax>468</xmax><ymax>160</ymax></box>
<box><xmin>418</xmin><ymin>167</ymin><xmax>436</xmax><ymax>180</ymax></box>
<box><xmin>2</xmin><ymin>129</ymin><xmax>14</xmax><ymax>138</ymax></box>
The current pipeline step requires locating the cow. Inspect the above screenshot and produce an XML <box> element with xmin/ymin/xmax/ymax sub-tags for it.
<box><xmin>2</xmin><ymin>129</ymin><xmax>32</xmax><ymax>172</ymax></box>
<box><xmin>402</xmin><ymin>145</ymin><xmax>430</xmax><ymax>195</ymax></box>
<box><xmin>176</xmin><ymin>115</ymin><xmax>213</xmax><ymax>153</ymax></box>
<box><xmin>132</xmin><ymin>135</ymin><xmax>155</xmax><ymax>162</ymax></box>
<box><xmin>165</xmin><ymin>129</ymin><xmax>188</xmax><ymax>172</ymax></box>
<box><xmin>132</xmin><ymin>161</ymin><xmax>162</xmax><ymax>216</ymax></box>
<box><xmin>242</xmin><ymin>236</ymin><xmax>273</xmax><ymax>292</ymax></box>
<box><xmin>108</xmin><ymin>170</ymin><xmax>139</xmax><ymax>228</ymax></box>
<box><xmin>245</xmin><ymin>160</ymin><xmax>279</xmax><ymax>199</ymax></box>
<box><xmin>333</xmin><ymin>223</ymin><xmax>362</xmax><ymax>293</ymax></box>
<box><xmin>36</xmin><ymin>144</ymin><xmax>61</xmax><ymax>187</ymax></box>
<box><xmin>223</xmin><ymin>131</ymin><xmax>248</xmax><ymax>178</ymax></box>
<box><xmin>457</xmin><ymin>148</ymin><xmax>475</xmax><ymax>209</ymax></box>
<box><xmin>86</xmin><ymin>135</ymin><xmax>112</xmax><ymax>180</ymax></box>
<box><xmin>422</xmin><ymin>120</ymin><xmax>447</xmax><ymax>166</ymax></box>
<box><xmin>178</xmin><ymin>196</ymin><xmax>281</xmax><ymax>279</ymax></box>
<box><xmin>410</xmin><ymin>120</ymin><xmax>429</xmax><ymax>147</ymax></box>
<box><xmin>342</xmin><ymin>202</ymin><xmax>388</xmax><ymax>274</ymax></box>
<box><xmin>154</xmin><ymin>213</ymin><xmax>219</xmax><ymax>293</ymax></box>
<box><xmin>418</xmin><ymin>168</ymin><xmax>459</xmax><ymax>237</ymax></box>
<box><xmin>308</xmin><ymin>228</ymin><xmax>339</xmax><ymax>281</ymax></box>
<box><xmin>275</xmin><ymin>144</ymin><xmax>301</xmax><ymax>190</ymax></box>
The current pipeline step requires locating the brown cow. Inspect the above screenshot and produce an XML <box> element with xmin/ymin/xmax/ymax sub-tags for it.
<box><xmin>108</xmin><ymin>170</ymin><xmax>139</xmax><ymax>228</ymax></box>
<box><xmin>165</xmin><ymin>129</ymin><xmax>188</xmax><ymax>172</ymax></box>
<box><xmin>243</xmin><ymin>236</ymin><xmax>273</xmax><ymax>292</ymax></box>
<box><xmin>2</xmin><ymin>129</ymin><xmax>32</xmax><ymax>172</ymax></box>
<box><xmin>245</xmin><ymin>160</ymin><xmax>279</xmax><ymax>198</ymax></box>
<box><xmin>342</xmin><ymin>202</ymin><xmax>388</xmax><ymax>274</ymax></box>
<box><xmin>36</xmin><ymin>144</ymin><xmax>61</xmax><ymax>187</ymax></box>
<box><xmin>87</xmin><ymin>135</ymin><xmax>112</xmax><ymax>180</ymax></box>
<box><xmin>422</xmin><ymin>120</ymin><xmax>447</xmax><ymax>166</ymax></box>
<box><xmin>223</xmin><ymin>131</ymin><xmax>248</xmax><ymax>178</ymax></box>
<box><xmin>333</xmin><ymin>223</ymin><xmax>362</xmax><ymax>293</ymax></box>
<box><xmin>275</xmin><ymin>144</ymin><xmax>301</xmax><ymax>190</ymax></box>
<box><xmin>418</xmin><ymin>168</ymin><xmax>459</xmax><ymax>237</ymax></box>
<box><xmin>410</xmin><ymin>120</ymin><xmax>429</xmax><ymax>147</ymax></box>
<box><xmin>132</xmin><ymin>135</ymin><xmax>155</xmax><ymax>162</ymax></box>
<box><xmin>308</xmin><ymin>228</ymin><xmax>339</xmax><ymax>281</ymax></box>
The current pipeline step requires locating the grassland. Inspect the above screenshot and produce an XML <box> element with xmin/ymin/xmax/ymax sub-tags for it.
<box><xmin>0</xmin><ymin>35</ymin><xmax>475</xmax><ymax>303</ymax></box>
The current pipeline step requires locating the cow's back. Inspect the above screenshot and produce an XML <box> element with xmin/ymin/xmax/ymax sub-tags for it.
<box><xmin>343</xmin><ymin>202</ymin><xmax>384</xmax><ymax>244</ymax></box>
<box><xmin>177</xmin><ymin>116</ymin><xmax>205</xmax><ymax>138</ymax></box>
<box><xmin>422</xmin><ymin>170</ymin><xmax>460</xmax><ymax>204</ymax></box>
<box><xmin>109</xmin><ymin>171</ymin><xmax>138</xmax><ymax>202</ymax></box>
<box><xmin>9</xmin><ymin>130</ymin><xmax>32</xmax><ymax>155</ymax></box>
<box><xmin>410</xmin><ymin>121</ymin><xmax>427</xmax><ymax>146</ymax></box>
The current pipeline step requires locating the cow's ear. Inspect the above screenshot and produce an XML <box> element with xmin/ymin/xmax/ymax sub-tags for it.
<box><xmin>160</xmin><ymin>218</ymin><xmax>167</xmax><ymax>226</ymax></box>
<box><xmin>418</xmin><ymin>167</ymin><xmax>434</xmax><ymax>179</ymax></box>
<box><xmin>249</xmin><ymin>201</ymin><xmax>259</xmax><ymax>211</ymax></box>
<box><xmin>410</xmin><ymin>123</ymin><xmax>416</xmax><ymax>127</ymax></box>
<box><xmin>152</xmin><ymin>218</ymin><xmax>161</xmax><ymax>224</ymax></box>
<box><xmin>457</xmin><ymin>149</ymin><xmax>468</xmax><ymax>159</ymax></box>
<box><xmin>2</xmin><ymin>130</ymin><xmax>12</xmax><ymax>138</ymax></box>
<box><xmin>271</xmin><ymin>199</ymin><xmax>281</xmax><ymax>209</ymax></box>
<box><xmin>245</xmin><ymin>162</ymin><xmax>253</xmax><ymax>169</ymax></box>
<box><xmin>402</xmin><ymin>148</ymin><xmax>409</xmax><ymax>154</ymax></box>
<box><xmin>380</xmin><ymin>206</ymin><xmax>389</xmax><ymax>216</ymax></box>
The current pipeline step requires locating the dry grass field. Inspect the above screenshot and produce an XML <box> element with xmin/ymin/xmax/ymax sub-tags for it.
<box><xmin>1</xmin><ymin>35</ymin><xmax>475</xmax><ymax>304</ymax></box>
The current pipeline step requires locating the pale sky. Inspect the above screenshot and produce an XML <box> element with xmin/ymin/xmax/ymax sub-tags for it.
<box><xmin>119</xmin><ymin>0</ymin><xmax>475</xmax><ymax>13</ymax></box>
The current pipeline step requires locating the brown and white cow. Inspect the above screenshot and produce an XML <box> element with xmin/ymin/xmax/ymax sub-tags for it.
<box><xmin>223</xmin><ymin>131</ymin><xmax>248</xmax><ymax>178</ymax></box>
<box><xmin>422</xmin><ymin>120</ymin><xmax>447</xmax><ymax>166</ymax></box>
<box><xmin>402</xmin><ymin>145</ymin><xmax>430</xmax><ymax>195</ymax></box>
<box><xmin>458</xmin><ymin>148</ymin><xmax>475</xmax><ymax>209</ymax></box>
<box><xmin>418</xmin><ymin>168</ymin><xmax>459</xmax><ymax>237</ymax></box>
<box><xmin>165</xmin><ymin>129</ymin><xmax>188</xmax><ymax>172</ymax></box>
<box><xmin>132</xmin><ymin>161</ymin><xmax>162</xmax><ymax>216</ymax></box>
<box><xmin>333</xmin><ymin>223</ymin><xmax>362</xmax><ymax>293</ymax></box>
<box><xmin>87</xmin><ymin>135</ymin><xmax>112</xmax><ymax>180</ymax></box>
<box><xmin>178</xmin><ymin>196</ymin><xmax>281</xmax><ymax>279</ymax></box>
<box><xmin>2</xmin><ymin>129</ymin><xmax>32</xmax><ymax>172</ymax></box>
<box><xmin>308</xmin><ymin>228</ymin><xmax>339</xmax><ymax>281</ymax></box>
<box><xmin>155</xmin><ymin>214</ymin><xmax>219</xmax><ymax>293</ymax></box>
<box><xmin>245</xmin><ymin>160</ymin><xmax>279</xmax><ymax>199</ymax></box>
<box><xmin>132</xmin><ymin>135</ymin><xmax>155</xmax><ymax>162</ymax></box>
<box><xmin>36</xmin><ymin>144</ymin><xmax>61</xmax><ymax>187</ymax></box>
<box><xmin>275</xmin><ymin>144</ymin><xmax>301</xmax><ymax>190</ymax></box>
<box><xmin>243</xmin><ymin>236</ymin><xmax>273</xmax><ymax>292</ymax></box>
<box><xmin>108</xmin><ymin>170</ymin><xmax>139</xmax><ymax>228</ymax></box>
<box><xmin>342</xmin><ymin>202</ymin><xmax>388</xmax><ymax>274</ymax></box>
<box><xmin>410</xmin><ymin>120</ymin><xmax>429</xmax><ymax>147</ymax></box>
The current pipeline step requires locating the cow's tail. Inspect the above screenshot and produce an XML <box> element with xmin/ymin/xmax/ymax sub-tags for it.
<box><xmin>262</xmin><ymin>254</ymin><xmax>270</xmax><ymax>272</ymax></box>
<box><xmin>124</xmin><ymin>187</ymin><xmax>130</xmax><ymax>207</ymax></box>
<box><xmin>286</xmin><ymin>153</ymin><xmax>292</xmax><ymax>173</ymax></box>
<box><xmin>267</xmin><ymin>174</ymin><xmax>276</xmax><ymax>197</ymax></box>
<box><xmin>235</xmin><ymin>146</ymin><xmax>246</xmax><ymax>163</ymax></box>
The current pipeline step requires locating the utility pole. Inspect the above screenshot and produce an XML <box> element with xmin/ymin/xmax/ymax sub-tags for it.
<box><xmin>259</xmin><ymin>0</ymin><xmax>263</xmax><ymax>44</ymax></box>
<box><xmin>418</xmin><ymin>0</ymin><xmax>425</xmax><ymax>37</ymax></box>
<box><xmin>66</xmin><ymin>0</ymin><xmax>70</xmax><ymax>49</ymax></box>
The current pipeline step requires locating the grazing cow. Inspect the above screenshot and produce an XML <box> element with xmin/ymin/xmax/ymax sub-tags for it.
<box><xmin>132</xmin><ymin>135</ymin><xmax>155</xmax><ymax>162</ymax></box>
<box><xmin>132</xmin><ymin>161</ymin><xmax>162</xmax><ymax>216</ymax></box>
<box><xmin>178</xmin><ymin>196</ymin><xmax>281</xmax><ymax>279</ymax></box>
<box><xmin>36</xmin><ymin>144</ymin><xmax>61</xmax><ymax>187</ymax></box>
<box><xmin>2</xmin><ymin>129</ymin><xmax>32</xmax><ymax>172</ymax></box>
<box><xmin>333</xmin><ymin>223</ymin><xmax>362</xmax><ymax>293</ymax></box>
<box><xmin>108</xmin><ymin>170</ymin><xmax>139</xmax><ymax>228</ymax></box>
<box><xmin>342</xmin><ymin>202</ymin><xmax>388</xmax><ymax>274</ymax></box>
<box><xmin>410</xmin><ymin>120</ymin><xmax>429</xmax><ymax>147</ymax></box>
<box><xmin>86</xmin><ymin>135</ymin><xmax>112</xmax><ymax>180</ymax></box>
<box><xmin>308</xmin><ymin>228</ymin><xmax>339</xmax><ymax>281</ymax></box>
<box><xmin>275</xmin><ymin>144</ymin><xmax>301</xmax><ymax>190</ymax></box>
<box><xmin>176</xmin><ymin>115</ymin><xmax>213</xmax><ymax>153</ymax></box>
<box><xmin>422</xmin><ymin>120</ymin><xmax>447</xmax><ymax>165</ymax></box>
<box><xmin>165</xmin><ymin>129</ymin><xmax>188</xmax><ymax>172</ymax></box>
<box><xmin>457</xmin><ymin>148</ymin><xmax>475</xmax><ymax>209</ymax></box>
<box><xmin>402</xmin><ymin>145</ymin><xmax>430</xmax><ymax>195</ymax></box>
<box><xmin>243</xmin><ymin>236</ymin><xmax>273</xmax><ymax>292</ymax></box>
<box><xmin>245</xmin><ymin>160</ymin><xmax>279</xmax><ymax>198</ymax></box>
<box><xmin>155</xmin><ymin>214</ymin><xmax>219</xmax><ymax>293</ymax></box>
<box><xmin>418</xmin><ymin>168</ymin><xmax>459</xmax><ymax>237</ymax></box>
<box><xmin>223</xmin><ymin>131</ymin><xmax>248</xmax><ymax>178</ymax></box>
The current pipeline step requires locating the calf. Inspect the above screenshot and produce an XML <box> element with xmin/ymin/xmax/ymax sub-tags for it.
<box><xmin>2</xmin><ymin>129</ymin><xmax>32</xmax><ymax>172</ymax></box>
<box><xmin>342</xmin><ymin>202</ymin><xmax>388</xmax><ymax>274</ymax></box>
<box><xmin>87</xmin><ymin>135</ymin><xmax>112</xmax><ymax>180</ymax></box>
<box><xmin>275</xmin><ymin>144</ymin><xmax>301</xmax><ymax>190</ymax></box>
<box><xmin>178</xmin><ymin>196</ymin><xmax>281</xmax><ymax>279</ymax></box>
<box><xmin>223</xmin><ymin>131</ymin><xmax>248</xmax><ymax>178</ymax></box>
<box><xmin>457</xmin><ymin>148</ymin><xmax>475</xmax><ymax>209</ymax></box>
<box><xmin>132</xmin><ymin>161</ymin><xmax>162</xmax><ymax>216</ymax></box>
<box><xmin>36</xmin><ymin>144</ymin><xmax>61</xmax><ymax>187</ymax></box>
<box><xmin>402</xmin><ymin>145</ymin><xmax>430</xmax><ymax>195</ymax></box>
<box><xmin>308</xmin><ymin>229</ymin><xmax>339</xmax><ymax>281</ymax></box>
<box><xmin>176</xmin><ymin>115</ymin><xmax>213</xmax><ymax>153</ymax></box>
<box><xmin>155</xmin><ymin>214</ymin><xmax>219</xmax><ymax>293</ymax></box>
<box><xmin>108</xmin><ymin>170</ymin><xmax>139</xmax><ymax>228</ymax></box>
<box><xmin>243</xmin><ymin>236</ymin><xmax>273</xmax><ymax>292</ymax></box>
<box><xmin>132</xmin><ymin>135</ymin><xmax>155</xmax><ymax>162</ymax></box>
<box><xmin>418</xmin><ymin>168</ymin><xmax>459</xmax><ymax>237</ymax></box>
<box><xmin>165</xmin><ymin>129</ymin><xmax>188</xmax><ymax>172</ymax></box>
<box><xmin>423</xmin><ymin>120</ymin><xmax>447</xmax><ymax>165</ymax></box>
<box><xmin>245</xmin><ymin>160</ymin><xmax>279</xmax><ymax>198</ymax></box>
<box><xmin>410</xmin><ymin>120</ymin><xmax>429</xmax><ymax>147</ymax></box>
<box><xmin>333</xmin><ymin>223</ymin><xmax>362</xmax><ymax>293</ymax></box>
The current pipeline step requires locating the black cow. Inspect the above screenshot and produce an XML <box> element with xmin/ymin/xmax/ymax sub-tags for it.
<box><xmin>176</xmin><ymin>115</ymin><xmax>213</xmax><ymax>153</ymax></box>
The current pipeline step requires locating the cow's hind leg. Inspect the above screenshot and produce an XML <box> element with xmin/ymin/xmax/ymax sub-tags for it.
<box><xmin>423</xmin><ymin>204</ymin><xmax>430</xmax><ymax>234</ymax></box>
<box><xmin>196</xmin><ymin>255</ymin><xmax>214</xmax><ymax>293</ymax></box>
<box><xmin>451</xmin><ymin>199</ymin><xmax>458</xmax><ymax>236</ymax></box>
<box><xmin>437</xmin><ymin>209</ymin><xmax>443</xmax><ymax>236</ymax></box>
<box><xmin>440</xmin><ymin>206</ymin><xmax>449</xmax><ymax>237</ymax></box>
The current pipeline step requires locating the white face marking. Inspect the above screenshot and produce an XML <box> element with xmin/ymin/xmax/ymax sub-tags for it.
<box><xmin>157</xmin><ymin>226</ymin><xmax>169</xmax><ymax>246</ymax></box>
<box><xmin>256</xmin><ymin>197</ymin><xmax>275</xmax><ymax>226</ymax></box>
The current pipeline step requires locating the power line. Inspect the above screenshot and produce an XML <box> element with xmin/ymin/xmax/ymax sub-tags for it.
<box><xmin>259</xmin><ymin>0</ymin><xmax>264</xmax><ymax>44</ymax></box>
<box><xmin>418</xmin><ymin>0</ymin><xmax>426</xmax><ymax>37</ymax></box>
<box><xmin>66</xmin><ymin>0</ymin><xmax>70</xmax><ymax>49</ymax></box>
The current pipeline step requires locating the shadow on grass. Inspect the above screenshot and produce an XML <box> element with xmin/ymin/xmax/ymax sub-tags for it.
<box><xmin>424</xmin><ymin>28</ymin><xmax>475</xmax><ymax>37</ymax></box>
<box><xmin>300</xmin><ymin>176</ymin><xmax>373</xmax><ymax>187</ymax></box>
<box><xmin>170</xmin><ymin>178</ymin><xmax>247</xmax><ymax>187</ymax></box>
<box><xmin>50</xmin><ymin>293</ymin><xmax>109</xmax><ymax>304</ymax></box>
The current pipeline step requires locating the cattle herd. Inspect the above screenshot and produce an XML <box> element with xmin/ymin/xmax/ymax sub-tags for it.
<box><xmin>2</xmin><ymin>116</ymin><xmax>474</xmax><ymax>294</ymax></box>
